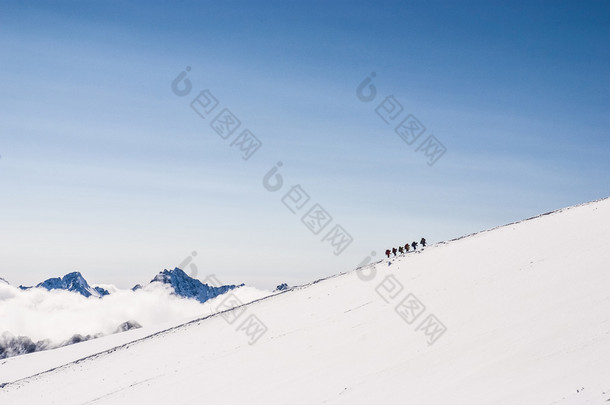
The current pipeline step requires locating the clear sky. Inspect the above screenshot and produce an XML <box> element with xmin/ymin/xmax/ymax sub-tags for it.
<box><xmin>1</xmin><ymin>0</ymin><xmax>608</xmax><ymax>289</ymax></box>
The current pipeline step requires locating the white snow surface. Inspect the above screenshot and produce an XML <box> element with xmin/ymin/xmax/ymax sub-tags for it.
<box><xmin>1</xmin><ymin>198</ymin><xmax>609</xmax><ymax>404</ymax></box>
<box><xmin>0</xmin><ymin>285</ymin><xmax>270</xmax><ymax>382</ymax></box>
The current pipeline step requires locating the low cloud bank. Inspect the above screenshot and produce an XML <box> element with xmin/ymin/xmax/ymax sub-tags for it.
<box><xmin>0</xmin><ymin>281</ymin><xmax>271</xmax><ymax>358</ymax></box>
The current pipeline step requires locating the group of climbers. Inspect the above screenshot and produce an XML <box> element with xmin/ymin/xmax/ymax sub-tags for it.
<box><xmin>385</xmin><ymin>238</ymin><xmax>426</xmax><ymax>258</ymax></box>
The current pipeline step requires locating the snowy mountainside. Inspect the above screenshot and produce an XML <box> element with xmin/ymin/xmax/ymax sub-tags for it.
<box><xmin>1</xmin><ymin>198</ymin><xmax>609</xmax><ymax>404</ymax></box>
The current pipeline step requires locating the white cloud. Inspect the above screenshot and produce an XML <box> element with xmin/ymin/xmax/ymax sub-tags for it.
<box><xmin>0</xmin><ymin>281</ymin><xmax>271</xmax><ymax>345</ymax></box>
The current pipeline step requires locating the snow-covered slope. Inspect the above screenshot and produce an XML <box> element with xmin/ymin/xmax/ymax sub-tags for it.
<box><xmin>1</xmin><ymin>198</ymin><xmax>609</xmax><ymax>404</ymax></box>
<box><xmin>0</xmin><ymin>284</ymin><xmax>271</xmax><ymax>383</ymax></box>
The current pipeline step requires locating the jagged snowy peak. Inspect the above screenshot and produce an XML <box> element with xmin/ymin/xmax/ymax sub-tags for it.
<box><xmin>31</xmin><ymin>272</ymin><xmax>109</xmax><ymax>298</ymax></box>
<box><xmin>15</xmin><ymin>269</ymin><xmax>239</xmax><ymax>302</ymax></box>
<box><xmin>150</xmin><ymin>267</ymin><xmax>241</xmax><ymax>303</ymax></box>
<box><xmin>275</xmin><ymin>283</ymin><xmax>289</xmax><ymax>291</ymax></box>
<box><xmin>92</xmin><ymin>283</ymin><xmax>120</xmax><ymax>295</ymax></box>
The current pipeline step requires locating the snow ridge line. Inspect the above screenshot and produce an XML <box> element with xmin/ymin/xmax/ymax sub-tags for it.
<box><xmin>356</xmin><ymin>198</ymin><xmax>608</xmax><ymax>272</ymax></box>
<box><xmin>439</xmin><ymin>197</ymin><xmax>608</xmax><ymax>245</ymax></box>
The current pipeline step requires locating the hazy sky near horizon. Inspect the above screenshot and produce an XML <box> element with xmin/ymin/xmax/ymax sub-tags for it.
<box><xmin>1</xmin><ymin>1</ymin><xmax>608</xmax><ymax>289</ymax></box>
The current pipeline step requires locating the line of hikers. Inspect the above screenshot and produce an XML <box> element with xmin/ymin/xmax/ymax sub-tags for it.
<box><xmin>385</xmin><ymin>238</ymin><xmax>426</xmax><ymax>258</ymax></box>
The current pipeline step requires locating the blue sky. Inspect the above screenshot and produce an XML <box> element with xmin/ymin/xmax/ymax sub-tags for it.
<box><xmin>1</xmin><ymin>1</ymin><xmax>608</xmax><ymax>289</ymax></box>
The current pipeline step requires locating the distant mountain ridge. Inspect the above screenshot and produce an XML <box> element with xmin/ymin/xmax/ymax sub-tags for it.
<box><xmin>12</xmin><ymin>268</ymin><xmax>241</xmax><ymax>304</ymax></box>
<box><xmin>32</xmin><ymin>272</ymin><xmax>109</xmax><ymax>298</ymax></box>
<box><xmin>0</xmin><ymin>269</ymin><xmax>244</xmax><ymax>360</ymax></box>
<box><xmin>151</xmin><ymin>267</ymin><xmax>243</xmax><ymax>303</ymax></box>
